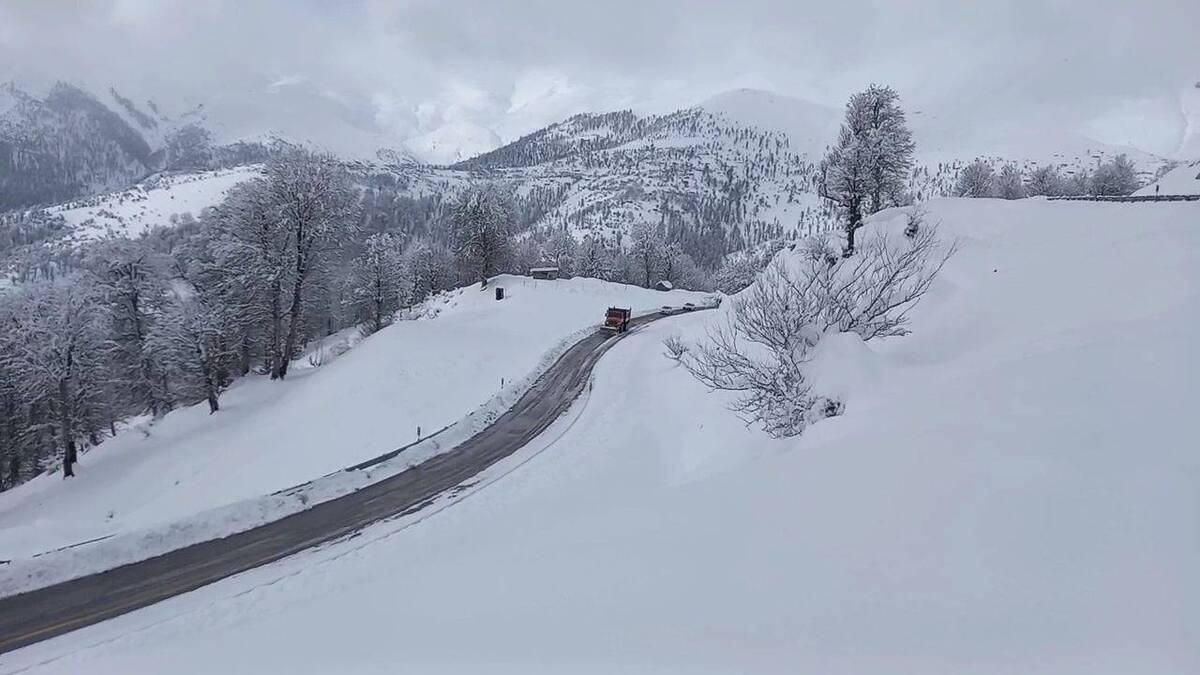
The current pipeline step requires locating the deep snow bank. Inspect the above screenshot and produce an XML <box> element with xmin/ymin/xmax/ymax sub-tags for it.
<box><xmin>1136</xmin><ymin>160</ymin><xmax>1200</xmax><ymax>196</ymax></box>
<box><xmin>0</xmin><ymin>276</ymin><xmax>707</xmax><ymax>564</ymax></box>
<box><xmin>6</xmin><ymin>197</ymin><xmax>1198</xmax><ymax>674</ymax></box>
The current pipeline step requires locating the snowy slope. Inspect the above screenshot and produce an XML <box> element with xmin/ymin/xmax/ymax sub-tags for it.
<box><xmin>699</xmin><ymin>88</ymin><xmax>839</xmax><ymax>161</ymax></box>
<box><xmin>46</xmin><ymin>165</ymin><xmax>260</xmax><ymax>244</ymax></box>
<box><xmin>440</xmin><ymin>96</ymin><xmax>833</xmax><ymax>252</ymax></box>
<box><xmin>5</xmin><ymin>197</ymin><xmax>1195</xmax><ymax>673</ymax></box>
<box><xmin>0</xmin><ymin>276</ymin><xmax>707</xmax><ymax>562</ymax></box>
<box><xmin>1136</xmin><ymin>160</ymin><xmax>1200</xmax><ymax>196</ymax></box>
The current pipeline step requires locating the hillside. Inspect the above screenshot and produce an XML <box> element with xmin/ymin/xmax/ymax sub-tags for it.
<box><xmin>0</xmin><ymin>82</ymin><xmax>155</xmax><ymax>210</ymax></box>
<box><xmin>46</xmin><ymin>165</ymin><xmax>262</xmax><ymax>244</ymax></box>
<box><xmin>440</xmin><ymin>90</ymin><xmax>839</xmax><ymax>262</ymax></box>
<box><xmin>0</xmin><ymin>276</ymin><xmax>708</xmax><ymax>565</ymax></box>
<box><xmin>6</xmin><ymin>196</ymin><xmax>1196</xmax><ymax>673</ymax></box>
<box><xmin>1136</xmin><ymin>160</ymin><xmax>1200</xmax><ymax>196</ymax></box>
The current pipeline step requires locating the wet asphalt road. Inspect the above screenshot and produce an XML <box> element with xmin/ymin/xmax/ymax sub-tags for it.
<box><xmin>0</xmin><ymin>311</ymin><xmax>683</xmax><ymax>655</ymax></box>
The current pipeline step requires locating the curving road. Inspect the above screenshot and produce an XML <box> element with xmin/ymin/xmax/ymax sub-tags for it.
<box><xmin>0</xmin><ymin>309</ymin><xmax>692</xmax><ymax>655</ymax></box>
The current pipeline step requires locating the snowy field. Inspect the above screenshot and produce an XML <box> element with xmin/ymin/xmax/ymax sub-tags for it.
<box><xmin>4</xmin><ymin>197</ymin><xmax>1198</xmax><ymax>673</ymax></box>
<box><xmin>48</xmin><ymin>166</ymin><xmax>260</xmax><ymax>244</ymax></box>
<box><xmin>0</xmin><ymin>277</ymin><xmax>707</xmax><ymax>566</ymax></box>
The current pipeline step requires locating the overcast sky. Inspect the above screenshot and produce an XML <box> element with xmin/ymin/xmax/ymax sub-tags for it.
<box><xmin>1</xmin><ymin>0</ymin><xmax>1197</xmax><ymax>159</ymax></box>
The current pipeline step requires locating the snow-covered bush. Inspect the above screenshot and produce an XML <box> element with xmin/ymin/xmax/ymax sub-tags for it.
<box><xmin>1090</xmin><ymin>154</ymin><xmax>1140</xmax><ymax>196</ymax></box>
<box><xmin>955</xmin><ymin>160</ymin><xmax>996</xmax><ymax>198</ymax></box>
<box><xmin>662</xmin><ymin>334</ymin><xmax>689</xmax><ymax>362</ymax></box>
<box><xmin>996</xmin><ymin>164</ymin><xmax>1027</xmax><ymax>200</ymax></box>
<box><xmin>682</xmin><ymin>225</ymin><xmax>952</xmax><ymax>437</ymax></box>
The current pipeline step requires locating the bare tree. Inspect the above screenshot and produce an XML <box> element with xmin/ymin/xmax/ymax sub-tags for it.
<box><xmin>265</xmin><ymin>150</ymin><xmax>358</xmax><ymax>379</ymax></box>
<box><xmin>0</xmin><ymin>277</ymin><xmax>107</xmax><ymax>477</ymax></box>
<box><xmin>819</xmin><ymin>84</ymin><xmax>915</xmax><ymax>256</ymax></box>
<box><xmin>662</xmin><ymin>334</ymin><xmax>689</xmax><ymax>362</ymax></box>
<box><xmin>681</xmin><ymin>225</ymin><xmax>953</xmax><ymax>437</ymax></box>
<box><xmin>90</xmin><ymin>239</ymin><xmax>173</xmax><ymax>416</ymax></box>
<box><xmin>627</xmin><ymin>222</ymin><xmax>666</xmax><ymax>287</ymax></box>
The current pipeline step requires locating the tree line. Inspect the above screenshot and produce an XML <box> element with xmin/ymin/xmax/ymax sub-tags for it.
<box><xmin>954</xmin><ymin>154</ymin><xmax>1141</xmax><ymax>199</ymax></box>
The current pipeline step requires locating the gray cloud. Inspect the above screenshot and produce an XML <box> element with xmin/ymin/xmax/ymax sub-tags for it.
<box><xmin>1</xmin><ymin>0</ymin><xmax>1196</xmax><ymax>158</ymax></box>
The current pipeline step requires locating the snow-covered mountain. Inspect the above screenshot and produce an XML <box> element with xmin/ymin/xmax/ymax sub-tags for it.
<box><xmin>0</xmin><ymin>81</ymin><xmax>273</xmax><ymax>211</ymax></box>
<box><xmin>2</xmin><ymin>84</ymin><xmax>1184</xmax><ymax>276</ymax></box>
<box><xmin>430</xmin><ymin>90</ymin><xmax>839</xmax><ymax>264</ymax></box>
<box><xmin>0</xmin><ymin>82</ymin><xmax>157</xmax><ymax>210</ymax></box>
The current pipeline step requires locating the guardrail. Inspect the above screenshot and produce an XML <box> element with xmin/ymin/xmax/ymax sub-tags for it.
<box><xmin>1047</xmin><ymin>194</ymin><xmax>1200</xmax><ymax>203</ymax></box>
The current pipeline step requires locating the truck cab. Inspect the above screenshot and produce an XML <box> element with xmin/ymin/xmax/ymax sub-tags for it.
<box><xmin>602</xmin><ymin>307</ymin><xmax>632</xmax><ymax>333</ymax></box>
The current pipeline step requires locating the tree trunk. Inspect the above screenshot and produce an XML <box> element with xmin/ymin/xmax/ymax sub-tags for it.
<box><xmin>844</xmin><ymin>197</ymin><xmax>863</xmax><ymax>257</ymax></box>
<box><xmin>269</xmin><ymin>276</ymin><xmax>284</xmax><ymax>379</ymax></box>
<box><xmin>196</xmin><ymin>341</ymin><xmax>220</xmax><ymax>414</ymax></box>
<box><xmin>278</xmin><ymin>269</ymin><xmax>307</xmax><ymax>381</ymax></box>
<box><xmin>58</xmin><ymin>379</ymin><xmax>75</xmax><ymax>478</ymax></box>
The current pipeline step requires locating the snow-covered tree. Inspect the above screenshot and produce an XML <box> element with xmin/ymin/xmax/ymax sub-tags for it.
<box><xmin>350</xmin><ymin>233</ymin><xmax>408</xmax><ymax>334</ymax></box>
<box><xmin>576</xmin><ymin>234</ymin><xmax>617</xmax><ymax>281</ymax></box>
<box><xmin>818</xmin><ymin>84</ymin><xmax>915</xmax><ymax>255</ymax></box>
<box><xmin>627</xmin><ymin>222</ymin><xmax>666</xmax><ymax>287</ymax></box>
<box><xmin>680</xmin><ymin>228</ymin><xmax>952</xmax><ymax>437</ymax></box>
<box><xmin>90</xmin><ymin>240</ymin><xmax>173</xmax><ymax>416</ymax></box>
<box><xmin>0</xmin><ymin>277</ymin><xmax>108</xmax><ymax>477</ymax></box>
<box><xmin>265</xmin><ymin>150</ymin><xmax>359</xmax><ymax>379</ymax></box>
<box><xmin>451</xmin><ymin>185</ymin><xmax>515</xmax><ymax>285</ymax></box>
<box><xmin>1063</xmin><ymin>169</ymin><xmax>1090</xmax><ymax>196</ymax></box>
<box><xmin>955</xmin><ymin>160</ymin><xmax>996</xmax><ymax>197</ymax></box>
<box><xmin>401</xmin><ymin>237</ymin><xmax>455</xmax><ymax>304</ymax></box>
<box><xmin>149</xmin><ymin>292</ymin><xmax>228</xmax><ymax>415</ymax></box>
<box><xmin>164</xmin><ymin>123</ymin><xmax>213</xmax><ymax>171</ymax></box>
<box><xmin>542</xmin><ymin>229</ymin><xmax>578</xmax><ymax>278</ymax></box>
<box><xmin>714</xmin><ymin>253</ymin><xmax>760</xmax><ymax>294</ymax></box>
<box><xmin>1090</xmin><ymin>154</ymin><xmax>1140</xmax><ymax>196</ymax></box>
<box><xmin>202</xmin><ymin>178</ymin><xmax>290</xmax><ymax>376</ymax></box>
<box><xmin>1026</xmin><ymin>164</ymin><xmax>1064</xmax><ymax>197</ymax></box>
<box><xmin>996</xmin><ymin>164</ymin><xmax>1027</xmax><ymax>200</ymax></box>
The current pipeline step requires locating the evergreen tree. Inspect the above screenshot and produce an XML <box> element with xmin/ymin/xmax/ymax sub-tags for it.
<box><xmin>451</xmin><ymin>186</ymin><xmax>515</xmax><ymax>285</ymax></box>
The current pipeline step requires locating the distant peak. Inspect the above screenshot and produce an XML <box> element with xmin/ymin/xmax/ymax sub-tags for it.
<box><xmin>695</xmin><ymin>88</ymin><xmax>840</xmax><ymax>157</ymax></box>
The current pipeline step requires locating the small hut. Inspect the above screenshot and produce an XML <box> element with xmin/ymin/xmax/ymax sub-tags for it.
<box><xmin>529</xmin><ymin>266</ymin><xmax>559</xmax><ymax>280</ymax></box>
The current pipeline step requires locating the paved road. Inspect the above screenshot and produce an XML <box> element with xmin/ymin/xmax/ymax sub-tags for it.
<box><xmin>0</xmin><ymin>310</ymin><xmax>688</xmax><ymax>655</ymax></box>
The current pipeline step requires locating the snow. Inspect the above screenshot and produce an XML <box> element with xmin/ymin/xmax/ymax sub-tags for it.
<box><xmin>699</xmin><ymin>88</ymin><xmax>840</xmax><ymax>160</ymax></box>
<box><xmin>5</xmin><ymin>197</ymin><xmax>1199</xmax><ymax>673</ymax></box>
<box><xmin>404</xmin><ymin>120</ymin><xmax>503</xmax><ymax>165</ymax></box>
<box><xmin>48</xmin><ymin>166</ymin><xmax>260</xmax><ymax>244</ymax></box>
<box><xmin>0</xmin><ymin>277</ymin><xmax>708</xmax><ymax>576</ymax></box>
<box><xmin>1136</xmin><ymin>160</ymin><xmax>1200</xmax><ymax>196</ymax></box>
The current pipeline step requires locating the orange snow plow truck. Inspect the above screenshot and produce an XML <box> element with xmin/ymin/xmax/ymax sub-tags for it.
<box><xmin>601</xmin><ymin>307</ymin><xmax>631</xmax><ymax>333</ymax></box>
